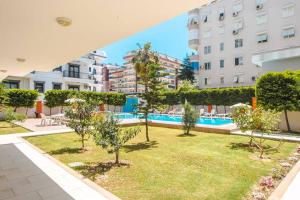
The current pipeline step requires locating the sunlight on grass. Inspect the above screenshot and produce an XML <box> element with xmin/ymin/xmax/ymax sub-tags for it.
<box><xmin>26</xmin><ymin>126</ymin><xmax>297</xmax><ymax>200</ymax></box>
<box><xmin>0</xmin><ymin>121</ymin><xmax>29</xmax><ymax>135</ymax></box>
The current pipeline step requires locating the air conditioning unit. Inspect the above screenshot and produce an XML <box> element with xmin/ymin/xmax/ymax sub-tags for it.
<box><xmin>256</xmin><ymin>4</ymin><xmax>263</xmax><ymax>10</ymax></box>
<box><xmin>219</xmin><ymin>14</ymin><xmax>225</xmax><ymax>21</ymax></box>
<box><xmin>233</xmin><ymin>30</ymin><xmax>239</xmax><ymax>35</ymax></box>
<box><xmin>233</xmin><ymin>12</ymin><xmax>238</xmax><ymax>17</ymax></box>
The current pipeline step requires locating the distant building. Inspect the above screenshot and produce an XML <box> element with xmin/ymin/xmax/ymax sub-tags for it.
<box><xmin>108</xmin><ymin>51</ymin><xmax>182</xmax><ymax>94</ymax></box>
<box><xmin>188</xmin><ymin>0</ymin><xmax>300</xmax><ymax>88</ymax></box>
<box><xmin>3</xmin><ymin>50</ymin><xmax>108</xmax><ymax>95</ymax></box>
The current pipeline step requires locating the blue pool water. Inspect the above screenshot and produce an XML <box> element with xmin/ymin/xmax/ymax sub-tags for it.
<box><xmin>116</xmin><ymin>113</ymin><xmax>232</xmax><ymax>126</ymax></box>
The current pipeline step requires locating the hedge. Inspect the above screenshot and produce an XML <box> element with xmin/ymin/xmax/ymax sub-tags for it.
<box><xmin>160</xmin><ymin>87</ymin><xmax>255</xmax><ymax>106</ymax></box>
<box><xmin>5</xmin><ymin>89</ymin><xmax>39</xmax><ymax>111</ymax></box>
<box><xmin>44</xmin><ymin>90</ymin><xmax>126</xmax><ymax>108</ymax></box>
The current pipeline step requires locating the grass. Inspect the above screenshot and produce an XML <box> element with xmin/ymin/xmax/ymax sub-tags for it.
<box><xmin>26</xmin><ymin>126</ymin><xmax>298</xmax><ymax>200</ymax></box>
<box><xmin>0</xmin><ymin>121</ymin><xmax>29</xmax><ymax>135</ymax></box>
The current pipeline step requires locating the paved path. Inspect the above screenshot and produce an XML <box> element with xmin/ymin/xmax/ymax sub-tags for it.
<box><xmin>0</xmin><ymin>130</ymin><xmax>119</xmax><ymax>200</ymax></box>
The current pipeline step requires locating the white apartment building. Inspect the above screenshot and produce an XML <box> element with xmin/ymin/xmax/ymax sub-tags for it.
<box><xmin>3</xmin><ymin>50</ymin><xmax>109</xmax><ymax>96</ymax></box>
<box><xmin>109</xmin><ymin>51</ymin><xmax>182</xmax><ymax>94</ymax></box>
<box><xmin>188</xmin><ymin>0</ymin><xmax>300</xmax><ymax>88</ymax></box>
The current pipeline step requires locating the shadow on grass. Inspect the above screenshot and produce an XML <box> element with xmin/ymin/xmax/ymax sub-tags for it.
<box><xmin>228</xmin><ymin>142</ymin><xmax>277</xmax><ymax>154</ymax></box>
<box><xmin>76</xmin><ymin>161</ymin><xmax>130</xmax><ymax>181</ymax></box>
<box><xmin>123</xmin><ymin>141</ymin><xmax>158</xmax><ymax>153</ymax></box>
<box><xmin>177</xmin><ymin>133</ymin><xmax>197</xmax><ymax>137</ymax></box>
<box><xmin>49</xmin><ymin>147</ymin><xmax>82</xmax><ymax>155</ymax></box>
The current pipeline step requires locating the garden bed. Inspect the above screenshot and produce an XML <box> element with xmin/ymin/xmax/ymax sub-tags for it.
<box><xmin>26</xmin><ymin>126</ymin><xmax>298</xmax><ymax>200</ymax></box>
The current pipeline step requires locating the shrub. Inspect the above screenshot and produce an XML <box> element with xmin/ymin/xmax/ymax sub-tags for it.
<box><xmin>182</xmin><ymin>101</ymin><xmax>199</xmax><ymax>135</ymax></box>
<box><xmin>5</xmin><ymin>89</ymin><xmax>39</xmax><ymax>113</ymax></box>
<box><xmin>256</xmin><ymin>71</ymin><xmax>300</xmax><ymax>132</ymax></box>
<box><xmin>4</xmin><ymin>107</ymin><xmax>26</xmax><ymax>127</ymax></box>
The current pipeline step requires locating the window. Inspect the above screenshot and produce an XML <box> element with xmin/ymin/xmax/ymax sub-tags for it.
<box><xmin>282</xmin><ymin>4</ymin><xmax>295</xmax><ymax>18</ymax></box>
<box><xmin>220</xmin><ymin>76</ymin><xmax>225</xmax><ymax>84</ymax></box>
<box><xmin>89</xmin><ymin>67</ymin><xmax>92</xmax><ymax>72</ymax></box>
<box><xmin>282</xmin><ymin>26</ymin><xmax>295</xmax><ymax>38</ymax></box>
<box><xmin>34</xmin><ymin>81</ymin><xmax>45</xmax><ymax>93</ymax></box>
<box><xmin>256</xmin><ymin>32</ymin><xmax>268</xmax><ymax>43</ymax></box>
<box><xmin>204</xmin><ymin>46</ymin><xmax>212</xmax><ymax>54</ymax></box>
<box><xmin>256</xmin><ymin>12</ymin><xmax>268</xmax><ymax>25</ymax></box>
<box><xmin>235</xmin><ymin>57</ymin><xmax>243</xmax><ymax>66</ymax></box>
<box><xmin>252</xmin><ymin>76</ymin><xmax>256</xmax><ymax>81</ymax></box>
<box><xmin>256</xmin><ymin>0</ymin><xmax>265</xmax><ymax>10</ymax></box>
<box><xmin>68</xmin><ymin>85</ymin><xmax>80</xmax><ymax>91</ymax></box>
<box><xmin>220</xmin><ymin>60</ymin><xmax>225</xmax><ymax>68</ymax></box>
<box><xmin>233</xmin><ymin>75</ymin><xmax>244</xmax><ymax>83</ymax></box>
<box><xmin>68</xmin><ymin>64</ymin><xmax>80</xmax><ymax>78</ymax></box>
<box><xmin>203</xmin><ymin>15</ymin><xmax>208</xmax><ymax>23</ymax></box>
<box><xmin>233</xmin><ymin>2</ymin><xmax>243</xmax><ymax>16</ymax></box>
<box><xmin>235</xmin><ymin>39</ymin><xmax>243</xmax><ymax>48</ymax></box>
<box><xmin>204</xmin><ymin>78</ymin><xmax>208</xmax><ymax>85</ymax></box>
<box><xmin>220</xmin><ymin>43</ymin><xmax>224</xmax><ymax>51</ymax></box>
<box><xmin>204</xmin><ymin>62</ymin><xmax>211</xmax><ymax>70</ymax></box>
<box><xmin>93</xmin><ymin>87</ymin><xmax>96</xmax><ymax>92</ymax></box>
<box><xmin>3</xmin><ymin>80</ymin><xmax>19</xmax><ymax>89</ymax></box>
<box><xmin>219</xmin><ymin>8</ymin><xmax>225</xmax><ymax>21</ymax></box>
<box><xmin>52</xmin><ymin>82</ymin><xmax>62</xmax><ymax>90</ymax></box>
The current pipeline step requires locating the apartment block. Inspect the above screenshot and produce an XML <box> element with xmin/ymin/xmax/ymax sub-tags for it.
<box><xmin>3</xmin><ymin>50</ymin><xmax>109</xmax><ymax>95</ymax></box>
<box><xmin>109</xmin><ymin>51</ymin><xmax>182</xmax><ymax>94</ymax></box>
<box><xmin>188</xmin><ymin>0</ymin><xmax>300</xmax><ymax>89</ymax></box>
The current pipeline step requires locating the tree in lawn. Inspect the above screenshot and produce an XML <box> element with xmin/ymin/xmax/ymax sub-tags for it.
<box><xmin>182</xmin><ymin>101</ymin><xmax>199</xmax><ymax>135</ymax></box>
<box><xmin>132</xmin><ymin>42</ymin><xmax>166</xmax><ymax>142</ymax></box>
<box><xmin>65</xmin><ymin>99</ymin><xmax>96</xmax><ymax>150</ymax></box>
<box><xmin>93</xmin><ymin>114</ymin><xmax>141</xmax><ymax>164</ymax></box>
<box><xmin>231</xmin><ymin>105</ymin><xmax>282</xmax><ymax>158</ymax></box>
<box><xmin>178</xmin><ymin>55</ymin><xmax>195</xmax><ymax>83</ymax></box>
<box><xmin>256</xmin><ymin>71</ymin><xmax>300</xmax><ymax>132</ymax></box>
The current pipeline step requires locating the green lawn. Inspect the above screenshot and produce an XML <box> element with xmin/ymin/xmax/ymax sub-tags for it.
<box><xmin>26</xmin><ymin>127</ymin><xmax>297</xmax><ymax>200</ymax></box>
<box><xmin>0</xmin><ymin>121</ymin><xmax>29</xmax><ymax>135</ymax></box>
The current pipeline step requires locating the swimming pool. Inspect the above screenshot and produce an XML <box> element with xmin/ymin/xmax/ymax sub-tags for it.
<box><xmin>116</xmin><ymin>113</ymin><xmax>232</xmax><ymax>126</ymax></box>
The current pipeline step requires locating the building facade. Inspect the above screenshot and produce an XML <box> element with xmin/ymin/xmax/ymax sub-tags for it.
<box><xmin>188</xmin><ymin>0</ymin><xmax>300</xmax><ymax>88</ymax></box>
<box><xmin>3</xmin><ymin>50</ymin><xmax>109</xmax><ymax>95</ymax></box>
<box><xmin>108</xmin><ymin>51</ymin><xmax>182</xmax><ymax>94</ymax></box>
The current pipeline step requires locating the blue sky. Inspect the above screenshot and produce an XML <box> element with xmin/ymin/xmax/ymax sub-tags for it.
<box><xmin>101</xmin><ymin>13</ymin><xmax>193</xmax><ymax>65</ymax></box>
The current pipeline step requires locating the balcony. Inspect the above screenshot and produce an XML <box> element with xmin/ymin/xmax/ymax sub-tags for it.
<box><xmin>63</xmin><ymin>70</ymin><xmax>93</xmax><ymax>80</ymax></box>
<box><xmin>189</xmin><ymin>54</ymin><xmax>199</xmax><ymax>62</ymax></box>
<box><xmin>188</xmin><ymin>39</ymin><xmax>200</xmax><ymax>50</ymax></box>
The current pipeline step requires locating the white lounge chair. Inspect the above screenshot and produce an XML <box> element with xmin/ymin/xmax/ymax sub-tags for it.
<box><xmin>40</xmin><ymin>113</ymin><xmax>52</xmax><ymax>126</ymax></box>
<box><xmin>204</xmin><ymin>109</ymin><xmax>216</xmax><ymax>118</ymax></box>
<box><xmin>199</xmin><ymin>108</ymin><xmax>205</xmax><ymax>116</ymax></box>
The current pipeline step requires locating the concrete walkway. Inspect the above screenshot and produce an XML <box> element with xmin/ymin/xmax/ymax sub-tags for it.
<box><xmin>0</xmin><ymin>130</ymin><xmax>119</xmax><ymax>200</ymax></box>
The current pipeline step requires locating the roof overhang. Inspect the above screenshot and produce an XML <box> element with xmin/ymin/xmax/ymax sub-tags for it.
<box><xmin>0</xmin><ymin>0</ymin><xmax>209</xmax><ymax>80</ymax></box>
<box><xmin>252</xmin><ymin>46</ymin><xmax>300</xmax><ymax>66</ymax></box>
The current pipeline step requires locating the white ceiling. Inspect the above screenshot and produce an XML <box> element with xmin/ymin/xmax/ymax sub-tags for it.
<box><xmin>0</xmin><ymin>0</ymin><xmax>209</xmax><ymax>80</ymax></box>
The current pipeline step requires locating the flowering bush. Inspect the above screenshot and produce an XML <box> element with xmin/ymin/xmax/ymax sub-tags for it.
<box><xmin>260</xmin><ymin>177</ymin><xmax>274</xmax><ymax>189</ymax></box>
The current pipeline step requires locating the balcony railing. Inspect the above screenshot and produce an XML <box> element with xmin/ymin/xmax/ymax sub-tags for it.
<box><xmin>63</xmin><ymin>70</ymin><xmax>94</xmax><ymax>80</ymax></box>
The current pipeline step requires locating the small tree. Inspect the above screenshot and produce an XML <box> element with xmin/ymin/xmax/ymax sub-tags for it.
<box><xmin>65</xmin><ymin>99</ymin><xmax>96</xmax><ymax>150</ymax></box>
<box><xmin>182</xmin><ymin>101</ymin><xmax>199</xmax><ymax>135</ymax></box>
<box><xmin>5</xmin><ymin>89</ymin><xmax>39</xmax><ymax>113</ymax></box>
<box><xmin>231</xmin><ymin>106</ymin><xmax>282</xmax><ymax>158</ymax></box>
<box><xmin>132</xmin><ymin>42</ymin><xmax>166</xmax><ymax>142</ymax></box>
<box><xmin>178</xmin><ymin>55</ymin><xmax>195</xmax><ymax>82</ymax></box>
<box><xmin>178</xmin><ymin>80</ymin><xmax>196</xmax><ymax>93</ymax></box>
<box><xmin>256</xmin><ymin>71</ymin><xmax>299</xmax><ymax>132</ymax></box>
<box><xmin>93</xmin><ymin>114</ymin><xmax>141</xmax><ymax>164</ymax></box>
<box><xmin>4</xmin><ymin>107</ymin><xmax>26</xmax><ymax>127</ymax></box>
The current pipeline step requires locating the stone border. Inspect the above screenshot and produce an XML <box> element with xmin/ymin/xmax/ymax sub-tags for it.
<box><xmin>268</xmin><ymin>160</ymin><xmax>300</xmax><ymax>200</ymax></box>
<box><xmin>19</xmin><ymin>137</ymin><xmax>121</xmax><ymax>200</ymax></box>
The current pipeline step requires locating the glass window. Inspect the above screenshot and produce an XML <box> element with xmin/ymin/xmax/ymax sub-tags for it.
<box><xmin>282</xmin><ymin>26</ymin><xmax>295</xmax><ymax>38</ymax></box>
<box><xmin>233</xmin><ymin>2</ymin><xmax>243</xmax><ymax>16</ymax></box>
<box><xmin>204</xmin><ymin>46</ymin><xmax>212</xmax><ymax>54</ymax></box>
<box><xmin>204</xmin><ymin>62</ymin><xmax>211</xmax><ymax>70</ymax></box>
<box><xmin>68</xmin><ymin>64</ymin><xmax>80</xmax><ymax>78</ymax></box>
<box><xmin>256</xmin><ymin>33</ymin><xmax>268</xmax><ymax>43</ymax></box>
<box><xmin>256</xmin><ymin>13</ymin><xmax>268</xmax><ymax>25</ymax></box>
<box><xmin>34</xmin><ymin>81</ymin><xmax>45</xmax><ymax>93</ymax></box>
<box><xmin>220</xmin><ymin>43</ymin><xmax>224</xmax><ymax>51</ymax></box>
<box><xmin>3</xmin><ymin>80</ymin><xmax>19</xmax><ymax>89</ymax></box>
<box><xmin>282</xmin><ymin>4</ymin><xmax>295</xmax><ymax>18</ymax></box>
<box><xmin>220</xmin><ymin>60</ymin><xmax>225</xmax><ymax>68</ymax></box>
<box><xmin>204</xmin><ymin>78</ymin><xmax>208</xmax><ymax>85</ymax></box>
<box><xmin>52</xmin><ymin>83</ymin><xmax>62</xmax><ymax>90</ymax></box>
<box><xmin>68</xmin><ymin>85</ymin><xmax>80</xmax><ymax>91</ymax></box>
<box><xmin>220</xmin><ymin>76</ymin><xmax>225</xmax><ymax>84</ymax></box>
<box><xmin>233</xmin><ymin>19</ymin><xmax>243</xmax><ymax>31</ymax></box>
<box><xmin>235</xmin><ymin>57</ymin><xmax>243</xmax><ymax>66</ymax></box>
<box><xmin>235</xmin><ymin>39</ymin><xmax>243</xmax><ymax>48</ymax></box>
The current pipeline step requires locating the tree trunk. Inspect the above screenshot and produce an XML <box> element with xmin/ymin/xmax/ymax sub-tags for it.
<box><xmin>224</xmin><ymin>105</ymin><xmax>227</xmax><ymax>113</ymax></box>
<box><xmin>249</xmin><ymin>131</ymin><xmax>253</xmax><ymax>147</ymax></box>
<box><xmin>14</xmin><ymin>107</ymin><xmax>17</xmax><ymax>112</ymax></box>
<box><xmin>145</xmin><ymin>114</ymin><xmax>149</xmax><ymax>142</ymax></box>
<box><xmin>61</xmin><ymin>106</ymin><xmax>64</xmax><ymax>113</ymax></box>
<box><xmin>259</xmin><ymin>148</ymin><xmax>264</xmax><ymax>159</ymax></box>
<box><xmin>81</xmin><ymin>135</ymin><xmax>85</xmax><ymax>150</ymax></box>
<box><xmin>186</xmin><ymin>126</ymin><xmax>190</xmax><ymax>135</ymax></box>
<box><xmin>215</xmin><ymin>105</ymin><xmax>218</xmax><ymax>113</ymax></box>
<box><xmin>50</xmin><ymin>108</ymin><xmax>52</xmax><ymax>116</ymax></box>
<box><xmin>115</xmin><ymin>150</ymin><xmax>119</xmax><ymax>164</ymax></box>
<box><xmin>25</xmin><ymin>107</ymin><xmax>29</xmax><ymax>115</ymax></box>
<box><xmin>284</xmin><ymin>109</ymin><xmax>291</xmax><ymax>132</ymax></box>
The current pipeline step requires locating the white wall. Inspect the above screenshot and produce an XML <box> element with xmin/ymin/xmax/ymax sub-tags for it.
<box><xmin>262</xmin><ymin>57</ymin><xmax>300</xmax><ymax>72</ymax></box>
